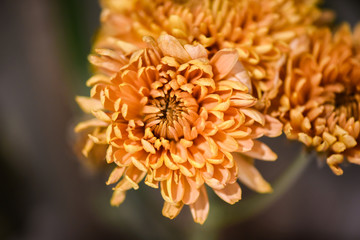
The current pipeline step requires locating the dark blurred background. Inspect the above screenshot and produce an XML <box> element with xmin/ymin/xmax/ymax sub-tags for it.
<box><xmin>1</xmin><ymin>0</ymin><xmax>360</xmax><ymax>239</ymax></box>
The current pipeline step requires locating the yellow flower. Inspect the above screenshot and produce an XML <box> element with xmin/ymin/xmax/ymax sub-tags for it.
<box><xmin>95</xmin><ymin>0</ymin><xmax>324</xmax><ymax>108</ymax></box>
<box><xmin>76</xmin><ymin>34</ymin><xmax>282</xmax><ymax>223</ymax></box>
<box><xmin>274</xmin><ymin>24</ymin><xmax>360</xmax><ymax>175</ymax></box>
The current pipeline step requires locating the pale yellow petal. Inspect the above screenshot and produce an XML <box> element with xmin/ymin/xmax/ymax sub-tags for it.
<box><xmin>74</xmin><ymin>118</ymin><xmax>108</xmax><ymax>132</ymax></box>
<box><xmin>184</xmin><ymin>44</ymin><xmax>208</xmax><ymax>60</ymax></box>
<box><xmin>157</xmin><ymin>34</ymin><xmax>191</xmax><ymax>63</ymax></box>
<box><xmin>76</xmin><ymin>96</ymin><xmax>103</xmax><ymax>113</ymax></box>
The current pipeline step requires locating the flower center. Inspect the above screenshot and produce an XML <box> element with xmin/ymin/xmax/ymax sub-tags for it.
<box><xmin>144</xmin><ymin>93</ymin><xmax>187</xmax><ymax>140</ymax></box>
<box><xmin>154</xmin><ymin>95</ymin><xmax>185</xmax><ymax>123</ymax></box>
<box><xmin>335</xmin><ymin>92</ymin><xmax>360</xmax><ymax>120</ymax></box>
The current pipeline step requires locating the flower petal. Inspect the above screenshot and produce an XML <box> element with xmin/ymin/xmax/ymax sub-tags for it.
<box><xmin>240</xmin><ymin>109</ymin><xmax>265</xmax><ymax>126</ymax></box>
<box><xmin>242</xmin><ymin>140</ymin><xmax>277</xmax><ymax>161</ymax></box>
<box><xmin>227</xmin><ymin>61</ymin><xmax>252</xmax><ymax>93</ymax></box>
<box><xmin>210</xmin><ymin>49</ymin><xmax>239</xmax><ymax>80</ymax></box>
<box><xmin>213</xmin><ymin>182</ymin><xmax>242</xmax><ymax>204</ymax></box>
<box><xmin>110</xmin><ymin>189</ymin><xmax>126</xmax><ymax>206</ymax></box>
<box><xmin>157</xmin><ymin>34</ymin><xmax>191</xmax><ymax>63</ymax></box>
<box><xmin>189</xmin><ymin>186</ymin><xmax>209</xmax><ymax>225</ymax></box>
<box><xmin>234</xmin><ymin>154</ymin><xmax>272</xmax><ymax>193</ymax></box>
<box><xmin>106</xmin><ymin>167</ymin><xmax>126</xmax><ymax>185</ymax></box>
<box><xmin>74</xmin><ymin>118</ymin><xmax>108</xmax><ymax>132</ymax></box>
<box><xmin>76</xmin><ymin>96</ymin><xmax>103</xmax><ymax>113</ymax></box>
<box><xmin>347</xmin><ymin>149</ymin><xmax>360</xmax><ymax>165</ymax></box>
<box><xmin>162</xmin><ymin>201</ymin><xmax>184</xmax><ymax>219</ymax></box>
<box><xmin>213</xmin><ymin>131</ymin><xmax>239</xmax><ymax>152</ymax></box>
<box><xmin>184</xmin><ymin>44</ymin><xmax>208</xmax><ymax>60</ymax></box>
<box><xmin>263</xmin><ymin>115</ymin><xmax>283</xmax><ymax>137</ymax></box>
<box><xmin>182</xmin><ymin>177</ymin><xmax>200</xmax><ymax>204</ymax></box>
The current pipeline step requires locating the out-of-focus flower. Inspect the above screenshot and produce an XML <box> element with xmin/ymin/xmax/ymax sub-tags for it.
<box><xmin>74</xmin><ymin>98</ymin><xmax>109</xmax><ymax>169</ymax></box>
<box><xmin>76</xmin><ymin>34</ymin><xmax>282</xmax><ymax>223</ymax></box>
<box><xmin>274</xmin><ymin>25</ymin><xmax>360</xmax><ymax>175</ymax></box>
<box><xmin>96</xmin><ymin>0</ymin><xmax>326</xmax><ymax>109</ymax></box>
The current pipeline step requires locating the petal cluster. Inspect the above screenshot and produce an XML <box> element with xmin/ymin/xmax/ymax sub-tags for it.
<box><xmin>95</xmin><ymin>0</ymin><xmax>325</xmax><ymax>108</ymax></box>
<box><xmin>274</xmin><ymin>25</ymin><xmax>360</xmax><ymax>175</ymax></box>
<box><xmin>76</xmin><ymin>34</ymin><xmax>281</xmax><ymax>223</ymax></box>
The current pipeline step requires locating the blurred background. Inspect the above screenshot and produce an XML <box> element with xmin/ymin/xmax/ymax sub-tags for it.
<box><xmin>1</xmin><ymin>0</ymin><xmax>360</xmax><ymax>239</ymax></box>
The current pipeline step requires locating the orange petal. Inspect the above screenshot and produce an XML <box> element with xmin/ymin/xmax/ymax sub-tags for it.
<box><xmin>144</xmin><ymin>173</ymin><xmax>159</xmax><ymax>188</ymax></box>
<box><xmin>218</xmin><ymin>80</ymin><xmax>248</xmax><ymax>92</ymax></box>
<box><xmin>123</xmin><ymin>140</ymin><xmax>143</xmax><ymax>154</ymax></box>
<box><xmin>189</xmin><ymin>186</ymin><xmax>209</xmax><ymax>224</ymax></box>
<box><xmin>327</xmin><ymin>154</ymin><xmax>344</xmax><ymax>175</ymax></box>
<box><xmin>160</xmin><ymin>180</ymin><xmax>172</xmax><ymax>203</ymax></box>
<box><xmin>236</xmin><ymin>138</ymin><xmax>254</xmax><ymax>152</ymax></box>
<box><xmin>213</xmin><ymin>131</ymin><xmax>239</xmax><ymax>152</ymax></box>
<box><xmin>182</xmin><ymin>177</ymin><xmax>200</xmax><ymax>204</ymax></box>
<box><xmin>110</xmin><ymin>189</ymin><xmax>126</xmax><ymax>206</ymax></box>
<box><xmin>141</xmin><ymin>139</ymin><xmax>156</xmax><ymax>154</ymax></box>
<box><xmin>164</xmin><ymin>152</ymin><xmax>180</xmax><ymax>170</ymax></box>
<box><xmin>167</xmin><ymin>172</ymin><xmax>185</xmax><ymax>203</ymax></box>
<box><xmin>188</xmin><ymin>146</ymin><xmax>206</xmax><ymax>169</ymax></box>
<box><xmin>203</xmin><ymin>165</ymin><xmax>229</xmax><ymax>190</ymax></box>
<box><xmin>210</xmin><ymin>49</ymin><xmax>239</xmax><ymax>80</ymax></box>
<box><xmin>240</xmin><ymin>109</ymin><xmax>265</xmax><ymax>125</ymax></box>
<box><xmin>234</xmin><ymin>154</ymin><xmax>272</xmax><ymax>193</ymax></box>
<box><xmin>243</xmin><ymin>140</ymin><xmax>277</xmax><ymax>161</ymax></box>
<box><xmin>178</xmin><ymin>161</ymin><xmax>196</xmax><ymax>177</ymax></box>
<box><xmin>162</xmin><ymin>201</ymin><xmax>184</xmax><ymax>220</ymax></box>
<box><xmin>263</xmin><ymin>115</ymin><xmax>283</xmax><ymax>137</ymax></box>
<box><xmin>213</xmin><ymin>182</ymin><xmax>242</xmax><ymax>204</ymax></box>
<box><xmin>347</xmin><ymin>148</ymin><xmax>360</xmax><ymax>165</ymax></box>
<box><xmin>130</xmin><ymin>151</ymin><xmax>148</xmax><ymax>172</ymax></box>
<box><xmin>106</xmin><ymin>145</ymin><xmax>114</xmax><ymax>163</ymax></box>
<box><xmin>154</xmin><ymin>163</ymin><xmax>171</xmax><ymax>181</ymax></box>
<box><xmin>106</xmin><ymin>167</ymin><xmax>126</xmax><ymax>185</ymax></box>
<box><xmin>122</xmin><ymin>165</ymin><xmax>146</xmax><ymax>190</ymax></box>
<box><xmin>113</xmin><ymin>149</ymin><xmax>132</xmax><ymax>166</ymax></box>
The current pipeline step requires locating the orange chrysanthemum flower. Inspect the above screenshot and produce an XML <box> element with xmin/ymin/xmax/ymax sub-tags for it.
<box><xmin>274</xmin><ymin>24</ymin><xmax>360</xmax><ymax>175</ymax></box>
<box><xmin>96</xmin><ymin>0</ymin><xmax>325</xmax><ymax>107</ymax></box>
<box><xmin>76</xmin><ymin>34</ymin><xmax>282</xmax><ymax>223</ymax></box>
